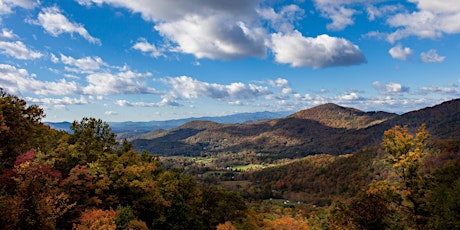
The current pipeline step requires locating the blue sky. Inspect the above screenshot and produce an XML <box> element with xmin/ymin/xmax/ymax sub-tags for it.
<box><xmin>1</xmin><ymin>0</ymin><xmax>459</xmax><ymax>122</ymax></box>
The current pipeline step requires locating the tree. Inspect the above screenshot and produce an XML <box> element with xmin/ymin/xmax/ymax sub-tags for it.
<box><xmin>200</xmin><ymin>186</ymin><xmax>248</xmax><ymax>229</ymax></box>
<box><xmin>426</xmin><ymin>157</ymin><xmax>460</xmax><ymax>229</ymax></box>
<box><xmin>0</xmin><ymin>150</ymin><xmax>74</xmax><ymax>229</ymax></box>
<box><xmin>75</xmin><ymin>208</ymin><xmax>118</xmax><ymax>230</ymax></box>
<box><xmin>68</xmin><ymin>117</ymin><xmax>117</xmax><ymax>164</ymax></box>
<box><xmin>0</xmin><ymin>88</ymin><xmax>45</xmax><ymax>170</ymax></box>
<box><xmin>383</xmin><ymin>125</ymin><xmax>430</xmax><ymax>228</ymax></box>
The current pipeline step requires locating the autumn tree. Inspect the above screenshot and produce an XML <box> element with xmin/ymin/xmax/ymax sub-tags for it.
<box><xmin>0</xmin><ymin>88</ymin><xmax>46</xmax><ymax>170</ymax></box>
<box><xmin>0</xmin><ymin>150</ymin><xmax>74</xmax><ymax>229</ymax></box>
<box><xmin>383</xmin><ymin>124</ymin><xmax>431</xmax><ymax>228</ymax></box>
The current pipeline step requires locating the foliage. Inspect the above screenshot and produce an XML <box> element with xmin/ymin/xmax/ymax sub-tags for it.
<box><xmin>0</xmin><ymin>92</ymin><xmax>250</xmax><ymax>229</ymax></box>
<box><xmin>75</xmin><ymin>208</ymin><xmax>118</xmax><ymax>230</ymax></box>
<box><xmin>383</xmin><ymin>125</ymin><xmax>430</xmax><ymax>227</ymax></box>
<box><xmin>426</xmin><ymin>156</ymin><xmax>460</xmax><ymax>229</ymax></box>
<box><xmin>0</xmin><ymin>88</ymin><xmax>46</xmax><ymax>170</ymax></box>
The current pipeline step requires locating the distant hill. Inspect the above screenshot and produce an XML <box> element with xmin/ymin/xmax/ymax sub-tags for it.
<box><xmin>45</xmin><ymin>121</ymin><xmax>72</xmax><ymax>132</ymax></box>
<box><xmin>130</xmin><ymin>99</ymin><xmax>460</xmax><ymax>158</ymax></box>
<box><xmin>45</xmin><ymin>111</ymin><xmax>292</xmax><ymax>136</ymax></box>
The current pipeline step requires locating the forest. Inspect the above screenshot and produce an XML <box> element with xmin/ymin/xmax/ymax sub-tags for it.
<box><xmin>1</xmin><ymin>88</ymin><xmax>459</xmax><ymax>229</ymax></box>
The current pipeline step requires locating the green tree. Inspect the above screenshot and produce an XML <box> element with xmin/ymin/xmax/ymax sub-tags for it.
<box><xmin>69</xmin><ymin>117</ymin><xmax>117</xmax><ymax>164</ymax></box>
<box><xmin>426</xmin><ymin>157</ymin><xmax>460</xmax><ymax>229</ymax></box>
<box><xmin>200</xmin><ymin>186</ymin><xmax>248</xmax><ymax>229</ymax></box>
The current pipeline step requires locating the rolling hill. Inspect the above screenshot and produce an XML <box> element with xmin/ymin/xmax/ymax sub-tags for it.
<box><xmin>130</xmin><ymin>99</ymin><xmax>460</xmax><ymax>158</ymax></box>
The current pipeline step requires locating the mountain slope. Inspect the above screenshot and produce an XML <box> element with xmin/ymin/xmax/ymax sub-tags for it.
<box><xmin>290</xmin><ymin>103</ymin><xmax>396</xmax><ymax>129</ymax></box>
<box><xmin>131</xmin><ymin>99</ymin><xmax>460</xmax><ymax>158</ymax></box>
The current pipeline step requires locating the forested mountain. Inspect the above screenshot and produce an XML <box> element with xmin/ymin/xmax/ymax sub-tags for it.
<box><xmin>131</xmin><ymin>99</ymin><xmax>460</xmax><ymax>158</ymax></box>
<box><xmin>289</xmin><ymin>103</ymin><xmax>396</xmax><ymax>129</ymax></box>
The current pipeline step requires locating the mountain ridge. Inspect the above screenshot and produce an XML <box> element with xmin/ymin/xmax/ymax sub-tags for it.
<box><xmin>130</xmin><ymin>99</ymin><xmax>460</xmax><ymax>158</ymax></box>
<box><xmin>289</xmin><ymin>103</ymin><xmax>397</xmax><ymax>129</ymax></box>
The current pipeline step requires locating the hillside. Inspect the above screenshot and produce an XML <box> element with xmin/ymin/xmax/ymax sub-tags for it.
<box><xmin>131</xmin><ymin>99</ymin><xmax>460</xmax><ymax>158</ymax></box>
<box><xmin>289</xmin><ymin>103</ymin><xmax>396</xmax><ymax>129</ymax></box>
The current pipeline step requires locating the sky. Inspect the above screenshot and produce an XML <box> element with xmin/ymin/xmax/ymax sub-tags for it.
<box><xmin>0</xmin><ymin>0</ymin><xmax>459</xmax><ymax>122</ymax></box>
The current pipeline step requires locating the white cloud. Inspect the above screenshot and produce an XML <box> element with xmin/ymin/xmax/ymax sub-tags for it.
<box><xmin>132</xmin><ymin>38</ymin><xmax>163</xmax><ymax>58</ymax></box>
<box><xmin>0</xmin><ymin>40</ymin><xmax>42</xmax><ymax>60</ymax></box>
<box><xmin>268</xmin><ymin>78</ymin><xmax>292</xmax><ymax>96</ymax></box>
<box><xmin>76</xmin><ymin>0</ymin><xmax>260</xmax><ymax>22</ymax></box>
<box><xmin>411</xmin><ymin>0</ymin><xmax>460</xmax><ymax>14</ymax></box>
<box><xmin>228</xmin><ymin>100</ymin><xmax>249</xmax><ymax>106</ymax></box>
<box><xmin>418</xmin><ymin>85</ymin><xmax>460</xmax><ymax>95</ymax></box>
<box><xmin>293</xmin><ymin>93</ymin><xmax>313</xmax><ymax>101</ymax></box>
<box><xmin>105</xmin><ymin>111</ymin><xmax>118</xmax><ymax>115</ymax></box>
<box><xmin>420</xmin><ymin>49</ymin><xmax>445</xmax><ymax>63</ymax></box>
<box><xmin>161</xmin><ymin>76</ymin><xmax>272</xmax><ymax>100</ymax></box>
<box><xmin>0</xmin><ymin>28</ymin><xmax>16</xmax><ymax>39</ymax></box>
<box><xmin>366</xmin><ymin>4</ymin><xmax>403</xmax><ymax>21</ymax></box>
<box><xmin>83</xmin><ymin>70</ymin><xmax>157</xmax><ymax>95</ymax></box>
<box><xmin>34</xmin><ymin>6</ymin><xmax>101</xmax><ymax>45</ymax></box>
<box><xmin>76</xmin><ymin>0</ymin><xmax>265</xmax><ymax>60</ymax></box>
<box><xmin>388</xmin><ymin>44</ymin><xmax>413</xmax><ymax>60</ymax></box>
<box><xmin>155</xmin><ymin>15</ymin><xmax>266</xmax><ymax>60</ymax></box>
<box><xmin>387</xmin><ymin>0</ymin><xmax>460</xmax><ymax>42</ymax></box>
<box><xmin>270</xmin><ymin>31</ymin><xmax>366</xmax><ymax>68</ymax></box>
<box><xmin>57</xmin><ymin>54</ymin><xmax>107</xmax><ymax>73</ymax></box>
<box><xmin>0</xmin><ymin>64</ymin><xmax>79</xmax><ymax>95</ymax></box>
<box><xmin>257</xmin><ymin>4</ymin><xmax>305</xmax><ymax>33</ymax></box>
<box><xmin>312</xmin><ymin>0</ymin><xmax>376</xmax><ymax>31</ymax></box>
<box><xmin>0</xmin><ymin>28</ymin><xmax>42</xmax><ymax>60</ymax></box>
<box><xmin>373</xmin><ymin>81</ymin><xmax>410</xmax><ymax>94</ymax></box>
<box><xmin>115</xmin><ymin>97</ymin><xmax>181</xmax><ymax>107</ymax></box>
<box><xmin>26</xmin><ymin>96</ymin><xmax>88</xmax><ymax>107</ymax></box>
<box><xmin>0</xmin><ymin>0</ymin><xmax>37</xmax><ymax>15</ymax></box>
<box><xmin>337</xmin><ymin>92</ymin><xmax>359</xmax><ymax>101</ymax></box>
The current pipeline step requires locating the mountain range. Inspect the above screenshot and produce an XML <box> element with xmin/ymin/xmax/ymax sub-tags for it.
<box><xmin>130</xmin><ymin>99</ymin><xmax>460</xmax><ymax>158</ymax></box>
<box><xmin>45</xmin><ymin>111</ymin><xmax>292</xmax><ymax>135</ymax></box>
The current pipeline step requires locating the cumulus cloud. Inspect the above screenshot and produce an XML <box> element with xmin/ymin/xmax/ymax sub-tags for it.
<box><xmin>54</xmin><ymin>53</ymin><xmax>107</xmax><ymax>73</ymax></box>
<box><xmin>161</xmin><ymin>76</ymin><xmax>272</xmax><ymax>100</ymax></box>
<box><xmin>116</xmin><ymin>97</ymin><xmax>181</xmax><ymax>107</ymax></box>
<box><xmin>0</xmin><ymin>60</ymin><xmax>159</xmax><ymax>99</ymax></box>
<box><xmin>0</xmin><ymin>28</ymin><xmax>42</xmax><ymax>60</ymax></box>
<box><xmin>0</xmin><ymin>40</ymin><xmax>42</xmax><ymax>60</ymax></box>
<box><xmin>76</xmin><ymin>0</ymin><xmax>265</xmax><ymax>60</ymax></box>
<box><xmin>387</xmin><ymin>0</ymin><xmax>460</xmax><ymax>42</ymax></box>
<box><xmin>83</xmin><ymin>70</ymin><xmax>156</xmax><ymax>95</ymax></box>
<box><xmin>388</xmin><ymin>44</ymin><xmax>413</xmax><ymax>60</ymax></box>
<box><xmin>373</xmin><ymin>81</ymin><xmax>410</xmax><ymax>95</ymax></box>
<box><xmin>293</xmin><ymin>93</ymin><xmax>313</xmax><ymax>101</ymax></box>
<box><xmin>26</xmin><ymin>96</ymin><xmax>88</xmax><ymax>107</ymax></box>
<box><xmin>0</xmin><ymin>64</ymin><xmax>80</xmax><ymax>95</ymax></box>
<box><xmin>418</xmin><ymin>85</ymin><xmax>460</xmax><ymax>95</ymax></box>
<box><xmin>270</xmin><ymin>31</ymin><xmax>366</xmax><ymax>68</ymax></box>
<box><xmin>0</xmin><ymin>0</ymin><xmax>37</xmax><ymax>15</ymax></box>
<box><xmin>337</xmin><ymin>92</ymin><xmax>360</xmax><ymax>101</ymax></box>
<box><xmin>33</xmin><ymin>6</ymin><xmax>101</xmax><ymax>45</ymax></box>
<box><xmin>132</xmin><ymin>38</ymin><xmax>164</xmax><ymax>58</ymax></box>
<box><xmin>420</xmin><ymin>49</ymin><xmax>445</xmax><ymax>63</ymax></box>
<box><xmin>155</xmin><ymin>15</ymin><xmax>266</xmax><ymax>60</ymax></box>
<box><xmin>0</xmin><ymin>28</ymin><xmax>16</xmax><ymax>39</ymax></box>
